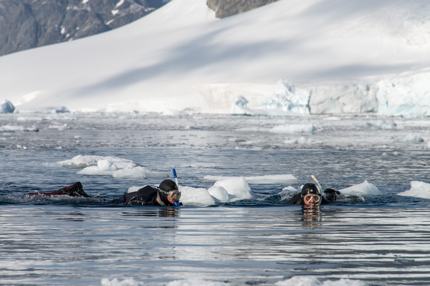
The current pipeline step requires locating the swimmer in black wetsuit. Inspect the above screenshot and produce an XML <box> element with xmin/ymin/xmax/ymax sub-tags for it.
<box><xmin>288</xmin><ymin>183</ymin><xmax>340</xmax><ymax>209</ymax></box>
<box><xmin>27</xmin><ymin>179</ymin><xmax>182</xmax><ymax>207</ymax></box>
<box><xmin>123</xmin><ymin>179</ymin><xmax>181</xmax><ymax>206</ymax></box>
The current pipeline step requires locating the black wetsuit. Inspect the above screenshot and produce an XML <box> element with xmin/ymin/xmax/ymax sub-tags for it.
<box><xmin>28</xmin><ymin>182</ymin><xmax>90</xmax><ymax>197</ymax></box>
<box><xmin>28</xmin><ymin>182</ymin><xmax>173</xmax><ymax>206</ymax></box>
<box><xmin>123</xmin><ymin>185</ymin><xmax>171</xmax><ymax>206</ymax></box>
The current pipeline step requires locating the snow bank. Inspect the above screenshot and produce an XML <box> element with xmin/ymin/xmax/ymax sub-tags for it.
<box><xmin>0</xmin><ymin>100</ymin><xmax>15</xmax><ymax>113</ymax></box>
<box><xmin>398</xmin><ymin>181</ymin><xmax>430</xmax><ymax>199</ymax></box>
<box><xmin>275</xmin><ymin>276</ymin><xmax>367</xmax><ymax>286</ymax></box>
<box><xmin>204</xmin><ymin>174</ymin><xmax>297</xmax><ymax>185</ymax></box>
<box><xmin>339</xmin><ymin>181</ymin><xmax>382</xmax><ymax>197</ymax></box>
<box><xmin>58</xmin><ymin>155</ymin><xmax>160</xmax><ymax>179</ymax></box>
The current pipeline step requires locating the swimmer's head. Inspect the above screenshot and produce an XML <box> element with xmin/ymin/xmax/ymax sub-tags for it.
<box><xmin>301</xmin><ymin>183</ymin><xmax>321</xmax><ymax>208</ymax></box>
<box><xmin>159</xmin><ymin>179</ymin><xmax>181</xmax><ymax>205</ymax></box>
<box><xmin>159</xmin><ymin>179</ymin><xmax>178</xmax><ymax>192</ymax></box>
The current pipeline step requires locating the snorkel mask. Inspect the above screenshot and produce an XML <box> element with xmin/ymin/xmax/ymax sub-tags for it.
<box><xmin>301</xmin><ymin>183</ymin><xmax>322</xmax><ymax>208</ymax></box>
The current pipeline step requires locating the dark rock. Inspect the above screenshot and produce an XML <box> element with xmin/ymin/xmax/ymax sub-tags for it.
<box><xmin>207</xmin><ymin>0</ymin><xmax>278</xmax><ymax>18</ymax></box>
<box><xmin>0</xmin><ymin>0</ymin><xmax>168</xmax><ymax>56</ymax></box>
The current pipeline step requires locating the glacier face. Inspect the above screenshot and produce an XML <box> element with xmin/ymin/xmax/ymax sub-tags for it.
<box><xmin>1</xmin><ymin>0</ymin><xmax>430</xmax><ymax>116</ymax></box>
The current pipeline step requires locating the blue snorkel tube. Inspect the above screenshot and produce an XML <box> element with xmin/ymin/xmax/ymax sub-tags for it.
<box><xmin>171</xmin><ymin>167</ymin><xmax>182</xmax><ymax>207</ymax></box>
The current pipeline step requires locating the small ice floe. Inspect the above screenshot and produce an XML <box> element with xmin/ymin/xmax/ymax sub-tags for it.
<box><xmin>279</xmin><ymin>186</ymin><xmax>298</xmax><ymax>201</ymax></box>
<box><xmin>58</xmin><ymin>155</ymin><xmax>161</xmax><ymax>179</ymax></box>
<box><xmin>275</xmin><ymin>276</ymin><xmax>367</xmax><ymax>286</ymax></box>
<box><xmin>166</xmin><ymin>278</ymin><xmax>228</xmax><ymax>286</ymax></box>
<box><xmin>48</xmin><ymin>123</ymin><xmax>68</xmax><ymax>131</ymax></box>
<box><xmin>398</xmin><ymin>181</ymin><xmax>430</xmax><ymax>199</ymax></box>
<box><xmin>101</xmin><ymin>277</ymin><xmax>141</xmax><ymax>286</ymax></box>
<box><xmin>178</xmin><ymin>178</ymin><xmax>253</xmax><ymax>206</ymax></box>
<box><xmin>284</xmin><ymin>136</ymin><xmax>312</xmax><ymax>145</ymax></box>
<box><xmin>400</xmin><ymin>134</ymin><xmax>425</xmax><ymax>144</ymax></box>
<box><xmin>270</xmin><ymin>124</ymin><xmax>316</xmax><ymax>135</ymax></box>
<box><xmin>0</xmin><ymin>99</ymin><xmax>15</xmax><ymax>113</ymax></box>
<box><xmin>180</xmin><ymin>186</ymin><xmax>217</xmax><ymax>207</ymax></box>
<box><xmin>204</xmin><ymin>174</ymin><xmax>297</xmax><ymax>185</ymax></box>
<box><xmin>339</xmin><ymin>181</ymin><xmax>381</xmax><ymax>201</ymax></box>
<box><xmin>0</xmin><ymin>125</ymin><xmax>39</xmax><ymax>132</ymax></box>
<box><xmin>366</xmin><ymin>120</ymin><xmax>398</xmax><ymax>130</ymax></box>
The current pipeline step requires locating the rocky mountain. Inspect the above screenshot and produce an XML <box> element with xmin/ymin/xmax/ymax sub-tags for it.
<box><xmin>207</xmin><ymin>0</ymin><xmax>278</xmax><ymax>18</ymax></box>
<box><xmin>0</xmin><ymin>0</ymin><xmax>168</xmax><ymax>56</ymax></box>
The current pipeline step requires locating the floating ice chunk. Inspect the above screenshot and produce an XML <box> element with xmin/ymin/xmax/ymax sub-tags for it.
<box><xmin>180</xmin><ymin>186</ymin><xmax>216</xmax><ymax>206</ymax></box>
<box><xmin>279</xmin><ymin>186</ymin><xmax>298</xmax><ymax>201</ymax></box>
<box><xmin>167</xmin><ymin>278</ymin><xmax>228</xmax><ymax>286</ymax></box>
<box><xmin>270</xmin><ymin>124</ymin><xmax>316</xmax><ymax>135</ymax></box>
<box><xmin>339</xmin><ymin>181</ymin><xmax>381</xmax><ymax>197</ymax></box>
<box><xmin>400</xmin><ymin>134</ymin><xmax>425</xmax><ymax>144</ymax></box>
<box><xmin>58</xmin><ymin>155</ymin><xmax>158</xmax><ymax>179</ymax></box>
<box><xmin>48</xmin><ymin>123</ymin><xmax>68</xmax><ymax>131</ymax></box>
<box><xmin>366</xmin><ymin>120</ymin><xmax>398</xmax><ymax>130</ymax></box>
<box><xmin>0</xmin><ymin>99</ymin><xmax>15</xmax><ymax>113</ymax></box>
<box><xmin>398</xmin><ymin>181</ymin><xmax>430</xmax><ymax>199</ymax></box>
<box><xmin>213</xmin><ymin>178</ymin><xmax>252</xmax><ymax>201</ymax></box>
<box><xmin>101</xmin><ymin>277</ymin><xmax>141</xmax><ymax>286</ymax></box>
<box><xmin>112</xmin><ymin>166</ymin><xmax>151</xmax><ymax>179</ymax></box>
<box><xmin>0</xmin><ymin>125</ymin><xmax>38</xmax><ymax>132</ymax></box>
<box><xmin>207</xmin><ymin>185</ymin><xmax>230</xmax><ymax>203</ymax></box>
<box><xmin>205</xmin><ymin>174</ymin><xmax>297</xmax><ymax>185</ymax></box>
<box><xmin>275</xmin><ymin>276</ymin><xmax>367</xmax><ymax>286</ymax></box>
<box><xmin>284</xmin><ymin>136</ymin><xmax>312</xmax><ymax>145</ymax></box>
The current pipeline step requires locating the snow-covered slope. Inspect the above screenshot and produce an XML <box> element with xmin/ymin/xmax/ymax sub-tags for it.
<box><xmin>1</xmin><ymin>0</ymin><xmax>430</xmax><ymax>115</ymax></box>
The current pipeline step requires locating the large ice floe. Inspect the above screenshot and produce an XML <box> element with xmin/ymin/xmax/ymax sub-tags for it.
<box><xmin>144</xmin><ymin>177</ymin><xmax>254</xmax><ymax>207</ymax></box>
<box><xmin>398</xmin><ymin>181</ymin><xmax>430</xmax><ymax>200</ymax></box>
<box><xmin>337</xmin><ymin>181</ymin><xmax>382</xmax><ymax>202</ymax></box>
<box><xmin>57</xmin><ymin>155</ymin><xmax>162</xmax><ymax>179</ymax></box>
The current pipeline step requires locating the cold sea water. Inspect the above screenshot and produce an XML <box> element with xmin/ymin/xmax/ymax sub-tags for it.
<box><xmin>0</xmin><ymin>113</ymin><xmax>430</xmax><ymax>286</ymax></box>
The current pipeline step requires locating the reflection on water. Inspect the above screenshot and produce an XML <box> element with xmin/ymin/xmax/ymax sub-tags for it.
<box><xmin>0</xmin><ymin>204</ymin><xmax>430</xmax><ymax>285</ymax></box>
<box><xmin>121</xmin><ymin>207</ymin><xmax>180</xmax><ymax>218</ymax></box>
<box><xmin>302</xmin><ymin>208</ymin><xmax>321</xmax><ymax>228</ymax></box>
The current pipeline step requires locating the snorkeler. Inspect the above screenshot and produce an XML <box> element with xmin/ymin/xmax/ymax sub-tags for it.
<box><xmin>27</xmin><ymin>179</ymin><xmax>182</xmax><ymax>207</ymax></box>
<box><xmin>288</xmin><ymin>183</ymin><xmax>340</xmax><ymax>208</ymax></box>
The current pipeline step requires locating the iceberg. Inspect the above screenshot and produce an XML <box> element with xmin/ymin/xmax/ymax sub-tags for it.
<box><xmin>0</xmin><ymin>100</ymin><xmax>15</xmax><ymax>113</ymax></box>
